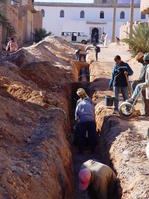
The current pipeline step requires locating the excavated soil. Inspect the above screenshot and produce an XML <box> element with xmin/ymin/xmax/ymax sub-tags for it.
<box><xmin>0</xmin><ymin>36</ymin><xmax>79</xmax><ymax>199</ymax></box>
<box><xmin>1</xmin><ymin>37</ymin><xmax>149</xmax><ymax>199</ymax></box>
<box><xmin>89</xmin><ymin>43</ymin><xmax>149</xmax><ymax>199</ymax></box>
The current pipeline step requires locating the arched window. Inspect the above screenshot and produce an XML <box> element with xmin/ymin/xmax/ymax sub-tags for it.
<box><xmin>141</xmin><ymin>14</ymin><xmax>146</xmax><ymax>19</ymax></box>
<box><xmin>80</xmin><ymin>10</ymin><xmax>85</xmax><ymax>18</ymax></box>
<box><xmin>60</xmin><ymin>10</ymin><xmax>64</xmax><ymax>18</ymax></box>
<box><xmin>41</xmin><ymin>9</ymin><xmax>45</xmax><ymax>17</ymax></box>
<box><xmin>120</xmin><ymin>11</ymin><xmax>125</xmax><ymax>19</ymax></box>
<box><xmin>100</xmin><ymin>11</ymin><xmax>104</xmax><ymax>19</ymax></box>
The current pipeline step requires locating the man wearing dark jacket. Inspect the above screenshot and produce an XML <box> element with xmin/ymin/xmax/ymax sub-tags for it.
<box><xmin>109</xmin><ymin>55</ymin><xmax>133</xmax><ymax>113</ymax></box>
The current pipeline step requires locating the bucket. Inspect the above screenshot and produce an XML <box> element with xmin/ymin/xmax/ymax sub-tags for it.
<box><xmin>104</xmin><ymin>96</ymin><xmax>114</xmax><ymax>106</ymax></box>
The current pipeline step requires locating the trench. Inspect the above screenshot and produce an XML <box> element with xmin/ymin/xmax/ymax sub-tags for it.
<box><xmin>69</xmin><ymin>66</ymin><xmax>122</xmax><ymax>199</ymax></box>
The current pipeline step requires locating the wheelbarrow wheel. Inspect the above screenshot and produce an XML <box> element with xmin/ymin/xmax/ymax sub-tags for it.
<box><xmin>119</xmin><ymin>102</ymin><xmax>134</xmax><ymax>118</ymax></box>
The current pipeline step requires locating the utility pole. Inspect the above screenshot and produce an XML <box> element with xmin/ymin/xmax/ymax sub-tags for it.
<box><xmin>112</xmin><ymin>0</ymin><xmax>117</xmax><ymax>42</ymax></box>
<box><xmin>129</xmin><ymin>0</ymin><xmax>134</xmax><ymax>39</ymax></box>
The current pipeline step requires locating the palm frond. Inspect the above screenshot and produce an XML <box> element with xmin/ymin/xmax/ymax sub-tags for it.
<box><xmin>123</xmin><ymin>23</ymin><xmax>149</xmax><ymax>56</ymax></box>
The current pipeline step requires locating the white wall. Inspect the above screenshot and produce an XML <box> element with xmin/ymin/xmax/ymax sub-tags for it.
<box><xmin>35</xmin><ymin>5</ymin><xmax>147</xmax><ymax>40</ymax></box>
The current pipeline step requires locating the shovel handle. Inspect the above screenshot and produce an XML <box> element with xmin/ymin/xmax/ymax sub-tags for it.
<box><xmin>125</xmin><ymin>74</ymin><xmax>132</xmax><ymax>97</ymax></box>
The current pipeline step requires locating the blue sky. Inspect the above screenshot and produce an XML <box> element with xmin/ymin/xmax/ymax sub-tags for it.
<box><xmin>35</xmin><ymin>0</ymin><xmax>93</xmax><ymax>2</ymax></box>
<box><xmin>35</xmin><ymin>0</ymin><xmax>140</xmax><ymax>3</ymax></box>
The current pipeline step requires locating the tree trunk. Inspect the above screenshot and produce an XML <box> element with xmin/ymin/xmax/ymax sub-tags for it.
<box><xmin>129</xmin><ymin>0</ymin><xmax>134</xmax><ymax>39</ymax></box>
<box><xmin>112</xmin><ymin>0</ymin><xmax>117</xmax><ymax>42</ymax></box>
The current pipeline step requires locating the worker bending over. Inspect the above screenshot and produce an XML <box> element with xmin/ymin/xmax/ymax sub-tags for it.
<box><xmin>79</xmin><ymin>159</ymin><xmax>118</xmax><ymax>199</ymax></box>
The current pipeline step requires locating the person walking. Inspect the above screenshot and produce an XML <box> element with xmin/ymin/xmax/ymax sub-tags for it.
<box><xmin>79</xmin><ymin>159</ymin><xmax>118</xmax><ymax>199</ymax></box>
<box><xmin>6</xmin><ymin>37</ymin><xmax>18</xmax><ymax>53</ymax></box>
<box><xmin>104</xmin><ymin>33</ymin><xmax>108</xmax><ymax>47</ymax></box>
<box><xmin>127</xmin><ymin>53</ymin><xmax>149</xmax><ymax>116</ymax></box>
<box><xmin>109</xmin><ymin>55</ymin><xmax>133</xmax><ymax>113</ymax></box>
<box><xmin>75</xmin><ymin>88</ymin><xmax>97</xmax><ymax>154</ymax></box>
<box><xmin>101</xmin><ymin>32</ymin><xmax>105</xmax><ymax>44</ymax></box>
<box><xmin>94</xmin><ymin>44</ymin><xmax>100</xmax><ymax>61</ymax></box>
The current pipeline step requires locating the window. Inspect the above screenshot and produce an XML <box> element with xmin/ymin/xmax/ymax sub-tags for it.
<box><xmin>41</xmin><ymin>9</ymin><xmax>45</xmax><ymax>17</ymax></box>
<box><xmin>100</xmin><ymin>11</ymin><xmax>104</xmax><ymax>19</ymax></box>
<box><xmin>102</xmin><ymin>0</ymin><xmax>107</xmax><ymax>3</ymax></box>
<box><xmin>141</xmin><ymin>14</ymin><xmax>146</xmax><ymax>19</ymax></box>
<box><xmin>80</xmin><ymin>10</ymin><xmax>85</xmax><ymax>18</ymax></box>
<box><xmin>120</xmin><ymin>11</ymin><xmax>125</xmax><ymax>19</ymax></box>
<box><xmin>60</xmin><ymin>10</ymin><xmax>64</xmax><ymax>18</ymax></box>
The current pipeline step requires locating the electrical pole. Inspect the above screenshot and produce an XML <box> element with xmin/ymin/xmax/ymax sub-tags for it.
<box><xmin>129</xmin><ymin>0</ymin><xmax>134</xmax><ymax>39</ymax></box>
<box><xmin>112</xmin><ymin>0</ymin><xmax>117</xmax><ymax>42</ymax></box>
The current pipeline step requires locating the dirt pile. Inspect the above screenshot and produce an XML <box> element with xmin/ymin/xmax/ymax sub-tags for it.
<box><xmin>101</xmin><ymin>116</ymin><xmax>149</xmax><ymax>198</ymax></box>
<box><xmin>0</xmin><ymin>36</ymin><xmax>76</xmax><ymax>199</ymax></box>
<box><xmin>89</xmin><ymin>53</ymin><xmax>149</xmax><ymax>198</ymax></box>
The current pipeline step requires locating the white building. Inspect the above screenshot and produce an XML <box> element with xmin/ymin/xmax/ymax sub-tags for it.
<box><xmin>35</xmin><ymin>0</ymin><xmax>147</xmax><ymax>43</ymax></box>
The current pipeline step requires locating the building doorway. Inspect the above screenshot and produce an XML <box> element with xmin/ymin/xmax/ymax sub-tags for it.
<box><xmin>91</xmin><ymin>28</ymin><xmax>99</xmax><ymax>43</ymax></box>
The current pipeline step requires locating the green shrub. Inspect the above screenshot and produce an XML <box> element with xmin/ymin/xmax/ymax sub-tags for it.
<box><xmin>34</xmin><ymin>28</ymin><xmax>51</xmax><ymax>43</ymax></box>
<box><xmin>123</xmin><ymin>23</ymin><xmax>149</xmax><ymax>56</ymax></box>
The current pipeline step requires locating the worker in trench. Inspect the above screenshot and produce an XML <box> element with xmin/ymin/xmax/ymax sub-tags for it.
<box><xmin>75</xmin><ymin>88</ymin><xmax>97</xmax><ymax>154</ymax></box>
<box><xmin>78</xmin><ymin>159</ymin><xmax>118</xmax><ymax>199</ymax></box>
<box><xmin>93</xmin><ymin>43</ymin><xmax>101</xmax><ymax>61</ymax></box>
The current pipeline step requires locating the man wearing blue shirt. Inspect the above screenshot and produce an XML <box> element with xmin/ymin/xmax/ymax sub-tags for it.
<box><xmin>109</xmin><ymin>55</ymin><xmax>133</xmax><ymax>113</ymax></box>
<box><xmin>75</xmin><ymin>88</ymin><xmax>97</xmax><ymax>154</ymax></box>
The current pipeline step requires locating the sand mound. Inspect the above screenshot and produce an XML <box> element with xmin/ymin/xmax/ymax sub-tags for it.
<box><xmin>0</xmin><ymin>36</ymin><xmax>76</xmax><ymax>199</ymax></box>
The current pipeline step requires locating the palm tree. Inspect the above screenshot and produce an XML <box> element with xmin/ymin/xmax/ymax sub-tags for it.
<box><xmin>112</xmin><ymin>0</ymin><xmax>117</xmax><ymax>42</ymax></box>
<box><xmin>123</xmin><ymin>23</ymin><xmax>149</xmax><ymax>56</ymax></box>
<box><xmin>129</xmin><ymin>0</ymin><xmax>134</xmax><ymax>39</ymax></box>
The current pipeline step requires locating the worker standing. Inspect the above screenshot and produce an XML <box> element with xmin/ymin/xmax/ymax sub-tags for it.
<box><xmin>101</xmin><ymin>32</ymin><xmax>105</xmax><ymax>44</ymax></box>
<box><xmin>79</xmin><ymin>159</ymin><xmax>118</xmax><ymax>199</ymax></box>
<box><xmin>93</xmin><ymin>43</ymin><xmax>100</xmax><ymax>61</ymax></box>
<box><xmin>127</xmin><ymin>53</ymin><xmax>149</xmax><ymax>116</ymax></box>
<box><xmin>131</xmin><ymin>52</ymin><xmax>147</xmax><ymax>115</ymax></box>
<box><xmin>75</xmin><ymin>49</ymin><xmax>81</xmax><ymax>61</ymax></box>
<box><xmin>75</xmin><ymin>88</ymin><xmax>97</xmax><ymax>154</ymax></box>
<box><xmin>109</xmin><ymin>55</ymin><xmax>133</xmax><ymax>114</ymax></box>
<box><xmin>132</xmin><ymin>52</ymin><xmax>146</xmax><ymax>91</ymax></box>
